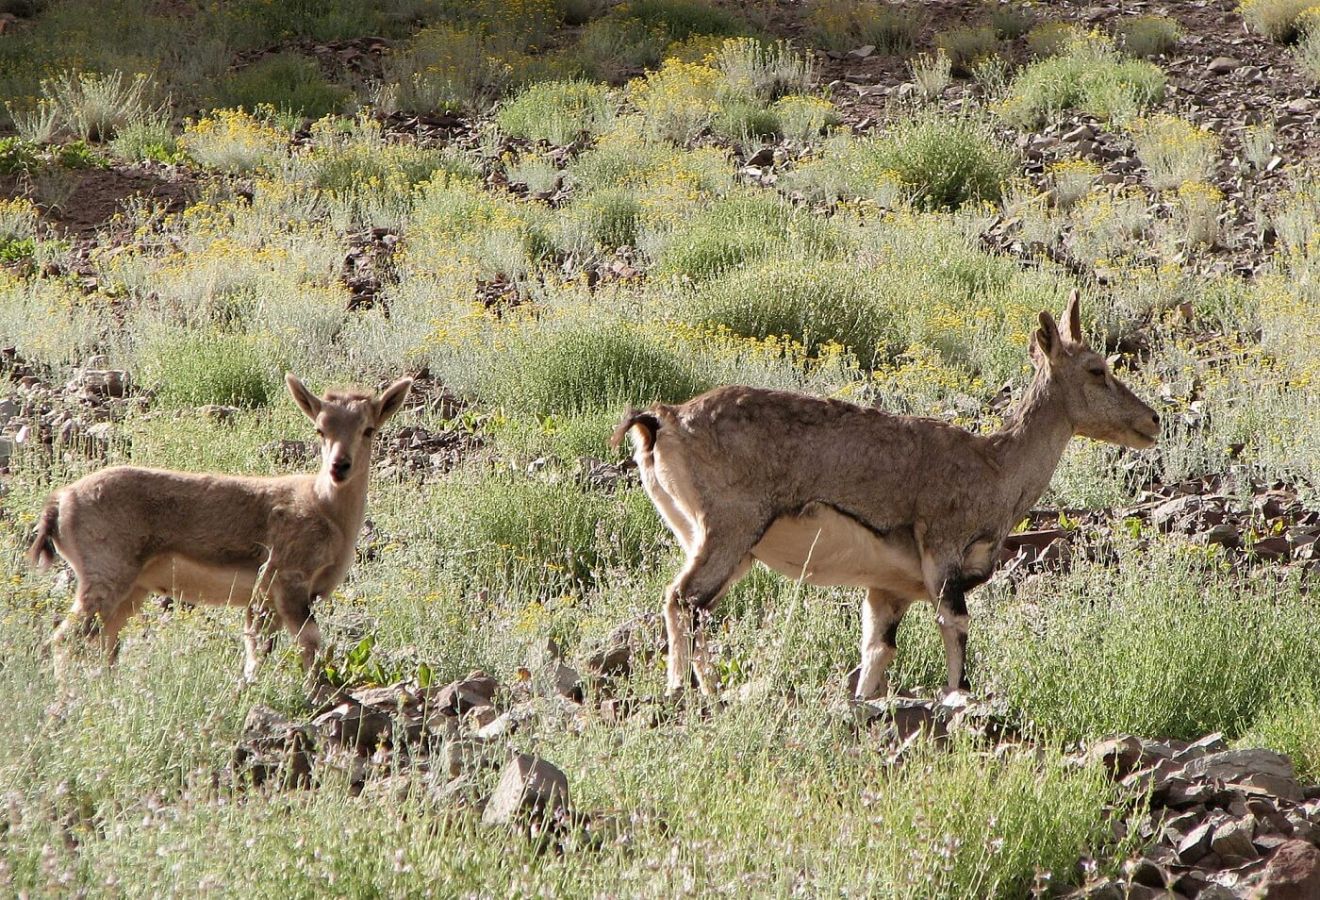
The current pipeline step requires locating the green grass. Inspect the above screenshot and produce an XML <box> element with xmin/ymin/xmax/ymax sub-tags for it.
<box><xmin>2</xmin><ymin>1</ymin><xmax>1319</xmax><ymax>895</ymax></box>
<box><xmin>805</xmin><ymin>0</ymin><xmax>918</xmax><ymax>55</ymax></box>
<box><xmin>1114</xmin><ymin>15</ymin><xmax>1182</xmax><ymax>58</ymax></box>
<box><xmin>425</xmin><ymin>474</ymin><xmax>665</xmax><ymax>594</ymax></box>
<box><xmin>496</xmin><ymin>79</ymin><xmax>614</xmax><ymax>145</ymax></box>
<box><xmin>680</xmin><ymin>257</ymin><xmax>896</xmax><ymax>363</ymax></box>
<box><xmin>219</xmin><ymin>53</ymin><xmax>350</xmax><ymax>120</ymax></box>
<box><xmin>137</xmin><ymin>330</ymin><xmax>281</xmax><ymax>408</ymax></box>
<box><xmin>478</xmin><ymin>319</ymin><xmax>710</xmax><ymax>419</ymax></box>
<box><xmin>871</xmin><ymin>112</ymin><xmax>1016</xmax><ymax>210</ymax></box>
<box><xmin>653</xmin><ymin>191</ymin><xmax>844</xmax><ymax>281</ymax></box>
<box><xmin>934</xmin><ymin>25</ymin><xmax>1000</xmax><ymax>75</ymax></box>
<box><xmin>981</xmin><ymin>545</ymin><xmax>1320</xmax><ymax>742</ymax></box>
<box><xmin>998</xmin><ymin>35</ymin><xmax>1165</xmax><ymax>126</ymax></box>
<box><xmin>557</xmin><ymin>186</ymin><xmax>643</xmax><ymax>253</ymax></box>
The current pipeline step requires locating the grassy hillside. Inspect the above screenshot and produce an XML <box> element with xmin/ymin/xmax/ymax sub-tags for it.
<box><xmin>1</xmin><ymin>0</ymin><xmax>1319</xmax><ymax>895</ymax></box>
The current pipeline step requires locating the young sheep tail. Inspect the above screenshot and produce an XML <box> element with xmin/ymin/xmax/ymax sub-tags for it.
<box><xmin>611</xmin><ymin>410</ymin><xmax>661</xmax><ymax>452</ymax></box>
<box><xmin>28</xmin><ymin>496</ymin><xmax>60</xmax><ymax>571</ymax></box>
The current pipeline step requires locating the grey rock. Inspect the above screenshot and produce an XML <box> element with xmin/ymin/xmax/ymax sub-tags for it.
<box><xmin>1085</xmin><ymin>735</ymin><xmax>1146</xmax><ymax>779</ymax></box>
<box><xmin>432</xmin><ymin>671</ymin><xmax>499</xmax><ymax>715</ymax></box>
<box><xmin>1212</xmin><ymin>816</ymin><xmax>1259</xmax><ymax>861</ymax></box>
<box><xmin>311</xmin><ymin>699</ymin><xmax>394</xmax><ymax>754</ymax></box>
<box><xmin>198</xmin><ymin>404</ymin><xmax>239</xmax><ymax>423</ymax></box>
<box><xmin>442</xmin><ymin>738</ymin><xmax>495</xmax><ymax>779</ymax></box>
<box><xmin>1183</xmin><ymin>749</ymin><xmax>1295</xmax><ymax>783</ymax></box>
<box><xmin>1152</xmin><ymin>496</ymin><xmax>1202</xmax><ymax>529</ymax></box>
<box><xmin>68</xmin><ymin>369</ymin><xmax>128</xmax><ymax>399</ymax></box>
<box><xmin>481</xmin><ymin>753</ymin><xmax>570</xmax><ymax>826</ymax></box>
<box><xmin>1251</xmin><ymin>840</ymin><xmax>1320</xmax><ymax>899</ymax></box>
<box><xmin>1063</xmin><ymin>124</ymin><xmax>1096</xmax><ymax>142</ymax></box>
<box><xmin>1179</xmin><ymin>820</ymin><xmax>1216</xmax><ymax>864</ymax></box>
<box><xmin>232</xmin><ymin>705</ymin><xmax>316</xmax><ymax>789</ymax></box>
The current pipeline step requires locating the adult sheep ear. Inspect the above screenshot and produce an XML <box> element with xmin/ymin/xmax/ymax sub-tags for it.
<box><xmin>286</xmin><ymin>373</ymin><xmax>322</xmax><ymax>421</ymax></box>
<box><xmin>373</xmin><ymin>378</ymin><xmax>413</xmax><ymax>426</ymax></box>
<box><xmin>1031</xmin><ymin>310</ymin><xmax>1064</xmax><ymax>366</ymax></box>
<box><xmin>1063</xmin><ymin>289</ymin><xmax>1083</xmax><ymax>344</ymax></box>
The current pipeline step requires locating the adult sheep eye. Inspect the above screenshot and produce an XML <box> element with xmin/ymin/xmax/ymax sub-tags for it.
<box><xmin>1089</xmin><ymin>367</ymin><xmax>1107</xmax><ymax>379</ymax></box>
<box><xmin>364</xmin><ymin>427</ymin><xmax>376</xmax><ymax>438</ymax></box>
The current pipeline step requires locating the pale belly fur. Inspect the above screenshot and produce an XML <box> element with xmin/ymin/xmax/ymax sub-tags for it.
<box><xmin>751</xmin><ymin>504</ymin><xmax>928</xmax><ymax>598</ymax></box>
<box><xmin>136</xmin><ymin>554</ymin><xmax>261</xmax><ymax>607</ymax></box>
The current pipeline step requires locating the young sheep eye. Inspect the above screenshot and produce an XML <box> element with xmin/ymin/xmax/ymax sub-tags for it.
<box><xmin>1088</xmin><ymin>367</ymin><xmax>1107</xmax><ymax>378</ymax></box>
<box><xmin>363</xmin><ymin>427</ymin><xmax>376</xmax><ymax>438</ymax></box>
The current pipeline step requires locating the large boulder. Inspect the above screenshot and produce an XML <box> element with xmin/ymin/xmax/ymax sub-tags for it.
<box><xmin>481</xmin><ymin>753</ymin><xmax>570</xmax><ymax>827</ymax></box>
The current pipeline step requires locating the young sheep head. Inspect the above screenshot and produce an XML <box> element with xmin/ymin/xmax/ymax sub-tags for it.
<box><xmin>1031</xmin><ymin>291</ymin><xmax>1160</xmax><ymax>450</ymax></box>
<box><xmin>285</xmin><ymin>374</ymin><xmax>413</xmax><ymax>483</ymax></box>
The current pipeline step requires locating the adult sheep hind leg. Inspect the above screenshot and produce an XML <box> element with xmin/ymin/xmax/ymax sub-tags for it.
<box><xmin>662</xmin><ymin>512</ymin><xmax>764</xmax><ymax>696</ymax></box>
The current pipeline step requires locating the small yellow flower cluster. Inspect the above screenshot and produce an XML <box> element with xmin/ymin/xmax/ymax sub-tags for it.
<box><xmin>628</xmin><ymin>59</ymin><xmax>722</xmax><ymax>143</ymax></box>
<box><xmin>1176</xmin><ymin>179</ymin><xmax>1224</xmax><ymax>205</ymax></box>
<box><xmin>773</xmin><ymin>94</ymin><xmax>840</xmax><ymax>141</ymax></box>
<box><xmin>1257</xmin><ymin>276</ymin><xmax>1320</xmax><ymax>387</ymax></box>
<box><xmin>1127</xmin><ymin>114</ymin><xmax>1219</xmax><ymax>189</ymax></box>
<box><xmin>1047</xmin><ymin>159</ymin><xmax>1101</xmax><ymax>178</ymax></box>
<box><xmin>1026</xmin><ymin>22</ymin><xmax>1085</xmax><ymax>57</ymax></box>
<box><xmin>870</xmin><ymin>343</ymin><xmax>983</xmax><ymax>401</ymax></box>
<box><xmin>0</xmin><ymin>197</ymin><xmax>38</xmax><ymax>239</ymax></box>
<box><xmin>180</xmin><ymin>108</ymin><xmax>287</xmax><ymax>174</ymax></box>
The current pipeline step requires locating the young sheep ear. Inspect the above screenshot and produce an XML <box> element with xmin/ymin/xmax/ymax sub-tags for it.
<box><xmin>373</xmin><ymin>377</ymin><xmax>413</xmax><ymax>426</ymax></box>
<box><xmin>1033</xmin><ymin>311</ymin><xmax>1063</xmax><ymax>364</ymax></box>
<box><xmin>285</xmin><ymin>373</ymin><xmax>322</xmax><ymax>421</ymax></box>
<box><xmin>1064</xmin><ymin>289</ymin><xmax>1083</xmax><ymax>344</ymax></box>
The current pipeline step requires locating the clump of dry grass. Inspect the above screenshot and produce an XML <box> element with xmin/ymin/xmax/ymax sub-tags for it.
<box><xmin>805</xmin><ymin>0</ymin><xmax>918</xmax><ymax>54</ymax></box>
<box><xmin>1239</xmin><ymin>0</ymin><xmax>1316</xmax><ymax>41</ymax></box>
<box><xmin>1127</xmin><ymin>114</ymin><xmax>1219</xmax><ymax>190</ymax></box>
<box><xmin>934</xmin><ymin>25</ymin><xmax>1000</xmax><ymax>74</ymax></box>
<box><xmin>1115</xmin><ymin>15</ymin><xmax>1183</xmax><ymax>57</ymax></box>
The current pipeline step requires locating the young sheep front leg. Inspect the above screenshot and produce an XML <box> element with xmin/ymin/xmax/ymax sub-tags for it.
<box><xmin>269</xmin><ymin>575</ymin><xmax>325</xmax><ymax>683</ymax></box>
<box><xmin>241</xmin><ymin>601</ymin><xmax>279</xmax><ymax>683</ymax></box>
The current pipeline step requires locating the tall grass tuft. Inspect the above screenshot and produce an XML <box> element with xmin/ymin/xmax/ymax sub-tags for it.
<box><xmin>984</xmin><ymin>544</ymin><xmax>1320</xmax><ymax>743</ymax></box>
<box><xmin>997</xmin><ymin>35</ymin><xmax>1165</xmax><ymax>127</ymax></box>
<box><xmin>497</xmin><ymin>80</ymin><xmax>614</xmax><ymax>145</ymax></box>
<box><xmin>219</xmin><ymin>53</ymin><xmax>349</xmax><ymax>120</ymax></box>
<box><xmin>1127</xmin><ymin>114</ymin><xmax>1219</xmax><ymax>190</ymax></box>
<box><xmin>871</xmin><ymin>111</ymin><xmax>1015</xmax><ymax>210</ymax></box>
<box><xmin>479</xmin><ymin>319</ymin><xmax>710</xmax><ymax>419</ymax></box>
<box><xmin>137</xmin><ymin>330</ymin><xmax>280</xmax><ymax>408</ymax></box>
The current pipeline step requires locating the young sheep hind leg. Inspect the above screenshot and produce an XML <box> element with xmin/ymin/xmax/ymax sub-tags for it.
<box><xmin>100</xmin><ymin>587</ymin><xmax>149</xmax><ymax>667</ymax></box>
<box><xmin>855</xmin><ymin>589</ymin><xmax>913</xmax><ymax>701</ymax></box>
<box><xmin>51</xmin><ymin>570</ymin><xmax>139</xmax><ymax>681</ymax></box>
<box><xmin>688</xmin><ymin>555</ymin><xmax>753</xmax><ymax>696</ymax></box>
<box><xmin>934</xmin><ymin>578</ymin><xmax>972</xmax><ymax>694</ymax></box>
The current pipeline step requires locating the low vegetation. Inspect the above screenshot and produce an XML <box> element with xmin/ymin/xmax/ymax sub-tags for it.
<box><xmin>1</xmin><ymin>0</ymin><xmax>1319</xmax><ymax>895</ymax></box>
